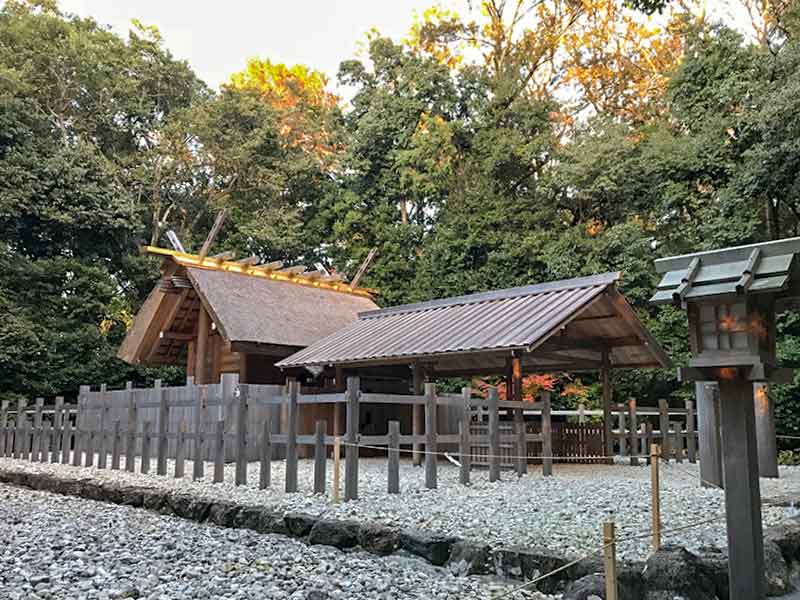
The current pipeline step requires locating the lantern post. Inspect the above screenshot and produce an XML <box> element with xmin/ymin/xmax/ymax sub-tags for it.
<box><xmin>651</xmin><ymin>237</ymin><xmax>800</xmax><ymax>600</ymax></box>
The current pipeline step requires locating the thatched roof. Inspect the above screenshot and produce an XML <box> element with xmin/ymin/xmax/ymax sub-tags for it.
<box><xmin>118</xmin><ymin>249</ymin><xmax>378</xmax><ymax>366</ymax></box>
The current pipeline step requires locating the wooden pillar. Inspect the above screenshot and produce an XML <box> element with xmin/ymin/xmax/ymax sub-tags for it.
<box><xmin>697</xmin><ymin>382</ymin><xmax>724</xmax><ymax>488</ymax></box>
<box><xmin>286</xmin><ymin>379</ymin><xmax>299</xmax><ymax>493</ymax></box>
<box><xmin>345</xmin><ymin>376</ymin><xmax>360</xmax><ymax>501</ymax></box>
<box><xmin>488</xmin><ymin>387</ymin><xmax>501</xmax><ymax>482</ymax></box>
<box><xmin>424</xmin><ymin>382</ymin><xmax>438</xmax><ymax>489</ymax></box>
<box><xmin>628</xmin><ymin>399</ymin><xmax>639</xmax><ymax>467</ymax></box>
<box><xmin>541</xmin><ymin>390</ymin><xmax>553</xmax><ymax>476</ymax></box>
<box><xmin>334</xmin><ymin>365</ymin><xmax>345</xmax><ymax>437</ymax></box>
<box><xmin>511</xmin><ymin>355</ymin><xmax>526</xmax><ymax>476</ymax></box>
<box><xmin>412</xmin><ymin>363</ymin><xmax>424</xmax><ymax>467</ymax></box>
<box><xmin>601</xmin><ymin>351</ymin><xmax>613</xmax><ymax>459</ymax></box>
<box><xmin>195</xmin><ymin>304</ymin><xmax>210</xmax><ymax>385</ymax></box>
<box><xmin>754</xmin><ymin>382</ymin><xmax>778</xmax><ymax>478</ymax></box>
<box><xmin>718</xmin><ymin>379</ymin><xmax>766</xmax><ymax>600</ymax></box>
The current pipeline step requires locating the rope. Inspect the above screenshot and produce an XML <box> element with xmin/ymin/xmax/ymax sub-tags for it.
<box><xmin>340</xmin><ymin>440</ymin><xmax>650</xmax><ymax>463</ymax></box>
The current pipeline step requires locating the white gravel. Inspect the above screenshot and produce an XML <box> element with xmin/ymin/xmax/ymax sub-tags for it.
<box><xmin>0</xmin><ymin>483</ymin><xmax>553</xmax><ymax>600</ymax></box>
<box><xmin>3</xmin><ymin>454</ymin><xmax>799</xmax><ymax>561</ymax></box>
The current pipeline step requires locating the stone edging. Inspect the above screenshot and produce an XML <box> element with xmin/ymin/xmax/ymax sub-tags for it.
<box><xmin>1</xmin><ymin>468</ymin><xmax>797</xmax><ymax>599</ymax></box>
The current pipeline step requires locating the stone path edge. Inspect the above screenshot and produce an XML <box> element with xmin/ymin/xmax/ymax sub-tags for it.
<box><xmin>1</xmin><ymin>466</ymin><xmax>798</xmax><ymax>599</ymax></box>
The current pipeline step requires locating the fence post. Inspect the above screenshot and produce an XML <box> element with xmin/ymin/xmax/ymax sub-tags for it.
<box><xmin>174</xmin><ymin>418</ymin><xmax>187</xmax><ymax>479</ymax></box>
<box><xmin>459</xmin><ymin>387</ymin><xmax>471</xmax><ymax>486</ymax></box>
<box><xmin>578</xmin><ymin>402</ymin><xmax>586</xmax><ymax>425</ymax></box>
<box><xmin>235</xmin><ymin>384</ymin><xmax>249</xmax><ymax>486</ymax></box>
<box><xmin>488</xmin><ymin>387</ymin><xmax>501</xmax><ymax>482</ymax></box>
<box><xmin>618</xmin><ymin>407</ymin><xmax>627</xmax><ymax>457</ymax></box>
<box><xmin>671</xmin><ymin>420</ymin><xmax>683</xmax><ymax>463</ymax></box>
<box><xmin>333</xmin><ymin>436</ymin><xmax>341</xmax><ymax>503</ymax></box>
<box><xmin>260</xmin><ymin>418</ymin><xmax>271</xmax><ymax>489</ymax></box>
<box><xmin>42</xmin><ymin>421</ymin><xmax>52</xmax><ymax>463</ymax></box>
<box><xmin>542</xmin><ymin>390</ymin><xmax>553</xmax><ymax>476</ymax></box>
<box><xmin>0</xmin><ymin>400</ymin><xmax>7</xmax><ymax>459</ymax></box>
<box><xmin>32</xmin><ymin>397</ymin><xmax>44</xmax><ymax>462</ymax></box>
<box><xmin>213</xmin><ymin>419</ymin><xmax>225</xmax><ymax>483</ymax></box>
<box><xmin>514</xmin><ymin>402</ymin><xmax>527</xmax><ymax>477</ymax></box>
<box><xmin>314</xmin><ymin>420</ymin><xmax>327</xmax><ymax>494</ymax></box>
<box><xmin>125</xmin><ymin>382</ymin><xmax>136</xmax><ymax>472</ymax></box>
<box><xmin>13</xmin><ymin>398</ymin><xmax>24</xmax><ymax>460</ymax></box>
<box><xmin>71</xmin><ymin>395</ymin><xmax>84</xmax><ymax>466</ymax></box>
<box><xmin>628</xmin><ymin>399</ymin><xmax>638</xmax><ymax>467</ymax></box>
<box><xmin>193</xmin><ymin>383</ymin><xmax>206</xmax><ymax>480</ymax></box>
<box><xmin>141</xmin><ymin>420</ymin><xmax>152</xmax><ymax>474</ymax></box>
<box><xmin>686</xmin><ymin>399</ymin><xmax>697</xmax><ymax>464</ymax></box>
<box><xmin>111</xmin><ymin>420</ymin><xmax>121</xmax><ymax>470</ymax></box>
<box><xmin>658</xmin><ymin>399</ymin><xmax>670</xmax><ymax>461</ymax></box>
<box><xmin>22</xmin><ymin>419</ymin><xmax>31</xmax><ymax>462</ymax></box>
<box><xmin>425</xmin><ymin>382</ymin><xmax>437</xmax><ymax>489</ymax></box>
<box><xmin>286</xmin><ymin>379</ymin><xmax>299</xmax><ymax>493</ymax></box>
<box><xmin>51</xmin><ymin>396</ymin><xmax>63</xmax><ymax>463</ymax></box>
<box><xmin>639</xmin><ymin>423</ymin><xmax>648</xmax><ymax>464</ymax></box>
<box><xmin>387</xmin><ymin>420</ymin><xmax>400</xmax><ymax>494</ymax></box>
<box><xmin>97</xmin><ymin>386</ymin><xmax>108</xmax><ymax>469</ymax></box>
<box><xmin>603</xmin><ymin>519</ymin><xmax>619</xmax><ymax>600</ymax></box>
<box><xmin>157</xmin><ymin>386</ymin><xmax>169</xmax><ymax>476</ymax></box>
<box><xmin>82</xmin><ymin>386</ymin><xmax>95</xmax><ymax>467</ymax></box>
<box><xmin>651</xmin><ymin>443</ymin><xmax>661</xmax><ymax>552</ymax></box>
<box><xmin>61</xmin><ymin>408</ymin><xmax>72</xmax><ymax>465</ymax></box>
<box><xmin>345</xmin><ymin>376</ymin><xmax>360</xmax><ymax>501</ymax></box>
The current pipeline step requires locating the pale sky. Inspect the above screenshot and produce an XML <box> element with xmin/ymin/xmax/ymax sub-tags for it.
<box><xmin>57</xmin><ymin>0</ymin><xmax>434</xmax><ymax>91</ymax></box>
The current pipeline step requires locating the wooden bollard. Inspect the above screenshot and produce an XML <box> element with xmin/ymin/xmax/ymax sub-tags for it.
<box><xmin>333</xmin><ymin>436</ymin><xmax>341</xmax><ymax>503</ymax></box>
<box><xmin>651</xmin><ymin>443</ymin><xmax>661</xmax><ymax>552</ymax></box>
<box><xmin>111</xmin><ymin>420</ymin><xmax>121</xmax><ymax>470</ymax></box>
<box><xmin>344</xmin><ymin>377</ymin><xmax>359</xmax><ymax>501</ymax></box>
<box><xmin>424</xmin><ymin>382</ymin><xmax>437</xmax><ymax>490</ymax></box>
<box><xmin>459</xmin><ymin>387</ymin><xmax>471</xmax><ymax>486</ymax></box>
<box><xmin>314</xmin><ymin>420</ymin><xmax>327</xmax><ymax>494</ymax></box>
<box><xmin>603</xmin><ymin>519</ymin><xmax>619</xmax><ymax>600</ymax></box>
<box><xmin>388</xmin><ymin>421</ymin><xmax>400</xmax><ymax>494</ymax></box>
<box><xmin>488</xmin><ymin>387</ymin><xmax>501</xmax><ymax>482</ymax></box>
<box><xmin>658</xmin><ymin>399</ymin><xmax>670</xmax><ymax>461</ymax></box>
<box><xmin>286</xmin><ymin>380</ymin><xmax>299</xmax><ymax>493</ymax></box>
<box><xmin>259</xmin><ymin>418</ymin><xmax>271</xmax><ymax>489</ymax></box>
<box><xmin>214</xmin><ymin>420</ymin><xmax>225</xmax><ymax>484</ymax></box>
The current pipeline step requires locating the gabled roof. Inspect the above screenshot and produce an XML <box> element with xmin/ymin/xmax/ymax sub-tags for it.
<box><xmin>651</xmin><ymin>237</ymin><xmax>800</xmax><ymax>306</ymax></box>
<box><xmin>277</xmin><ymin>272</ymin><xmax>671</xmax><ymax>374</ymax></box>
<box><xmin>118</xmin><ymin>249</ymin><xmax>378</xmax><ymax>366</ymax></box>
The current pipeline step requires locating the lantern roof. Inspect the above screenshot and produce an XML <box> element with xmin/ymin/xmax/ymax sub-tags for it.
<box><xmin>651</xmin><ymin>237</ymin><xmax>800</xmax><ymax>307</ymax></box>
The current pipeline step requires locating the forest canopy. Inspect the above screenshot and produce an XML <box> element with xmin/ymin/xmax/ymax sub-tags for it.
<box><xmin>2</xmin><ymin>0</ymin><xmax>800</xmax><ymax>434</ymax></box>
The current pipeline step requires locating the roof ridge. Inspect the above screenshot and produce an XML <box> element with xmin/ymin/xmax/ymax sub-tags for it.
<box><xmin>359</xmin><ymin>272</ymin><xmax>621</xmax><ymax>319</ymax></box>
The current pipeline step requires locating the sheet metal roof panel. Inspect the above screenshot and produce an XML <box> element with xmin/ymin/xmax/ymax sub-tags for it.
<box><xmin>277</xmin><ymin>277</ymin><xmax>614</xmax><ymax>368</ymax></box>
<box><xmin>656</xmin><ymin>254</ymin><xmax>794</xmax><ymax>290</ymax></box>
<box><xmin>650</xmin><ymin>274</ymin><xmax>789</xmax><ymax>305</ymax></box>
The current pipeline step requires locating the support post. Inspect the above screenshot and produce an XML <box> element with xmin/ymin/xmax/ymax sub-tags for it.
<box><xmin>195</xmin><ymin>305</ymin><xmax>210</xmax><ymax>384</ymax></box>
<box><xmin>97</xmin><ymin>387</ymin><xmax>108</xmax><ymax>470</ymax></box>
<box><xmin>214</xmin><ymin>420</ymin><xmax>225</xmax><ymax>483</ymax></box>
<box><xmin>754</xmin><ymin>383</ymin><xmax>778</xmax><ymax>478</ymax></box>
<box><xmin>542</xmin><ymin>390</ymin><xmax>553</xmax><ymax>476</ymax></box>
<box><xmin>651</xmin><ymin>443</ymin><xmax>661</xmax><ymax>552</ymax></box>
<box><xmin>61</xmin><ymin>410</ymin><xmax>72</xmax><ymax>465</ymax></box>
<box><xmin>314</xmin><ymin>419</ymin><xmax>327</xmax><ymax>494</ymax></box>
<box><xmin>424</xmin><ymin>382</ymin><xmax>437</xmax><ymax>489</ymax></box>
<box><xmin>601</xmin><ymin>352</ymin><xmax>613</xmax><ymax>459</ymax></box>
<box><xmin>14</xmin><ymin>398</ymin><xmax>24</xmax><ymax>460</ymax></box>
<box><xmin>235</xmin><ymin>384</ymin><xmax>248</xmax><ymax>486</ymax></box>
<box><xmin>686</xmin><ymin>399</ymin><xmax>697</xmax><ymax>464</ymax></box>
<box><xmin>71</xmin><ymin>396</ymin><xmax>82</xmax><ymax>466</ymax></box>
<box><xmin>459</xmin><ymin>387</ymin><xmax>471</xmax><ymax>486</ymax></box>
<box><xmin>618</xmin><ymin>407</ymin><xmax>627</xmax><ymax>457</ymax></box>
<box><xmin>388</xmin><ymin>420</ymin><xmax>400</xmax><ymax>494</ymax></box>
<box><xmin>286</xmin><ymin>379</ymin><xmax>299</xmax><ymax>493</ymax></box>
<box><xmin>658</xmin><ymin>399</ymin><xmax>671</xmax><ymax>461</ymax></box>
<box><xmin>603</xmin><ymin>520</ymin><xmax>619</xmax><ymax>600</ymax></box>
<box><xmin>697</xmin><ymin>382</ymin><xmax>723</xmax><ymax>488</ymax></box>
<box><xmin>41</xmin><ymin>422</ymin><xmax>51</xmax><ymax>463</ymax></box>
<box><xmin>344</xmin><ymin>376</ymin><xmax>360</xmax><ymax>501</ymax></box>
<box><xmin>488</xmin><ymin>387</ymin><xmax>501</xmax><ymax>482</ymax></box>
<box><xmin>157</xmin><ymin>386</ymin><xmax>169</xmax><ymax>476</ymax></box>
<box><xmin>719</xmin><ymin>379</ymin><xmax>766</xmax><ymax>600</ymax></box>
<box><xmin>412</xmin><ymin>363</ymin><xmax>423</xmax><ymax>467</ymax></box>
<box><xmin>126</xmin><ymin>382</ymin><xmax>136</xmax><ymax>473</ymax></box>
<box><xmin>111</xmin><ymin>420</ymin><xmax>121</xmax><ymax>470</ymax></box>
<box><xmin>193</xmin><ymin>384</ymin><xmax>206</xmax><ymax>480</ymax></box>
<box><xmin>260</xmin><ymin>418</ymin><xmax>271</xmax><ymax>489</ymax></box>
<box><xmin>628</xmin><ymin>399</ymin><xmax>639</xmax><ymax>466</ymax></box>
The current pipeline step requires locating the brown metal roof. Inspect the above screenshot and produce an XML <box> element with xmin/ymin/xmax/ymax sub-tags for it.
<box><xmin>277</xmin><ymin>272</ymin><xmax>671</xmax><ymax>373</ymax></box>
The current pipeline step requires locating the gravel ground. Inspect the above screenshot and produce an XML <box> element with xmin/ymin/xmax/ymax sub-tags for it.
<box><xmin>0</xmin><ymin>483</ymin><xmax>553</xmax><ymax>600</ymax></box>
<box><xmin>2</xmin><ymin>454</ymin><xmax>799</xmax><ymax>561</ymax></box>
